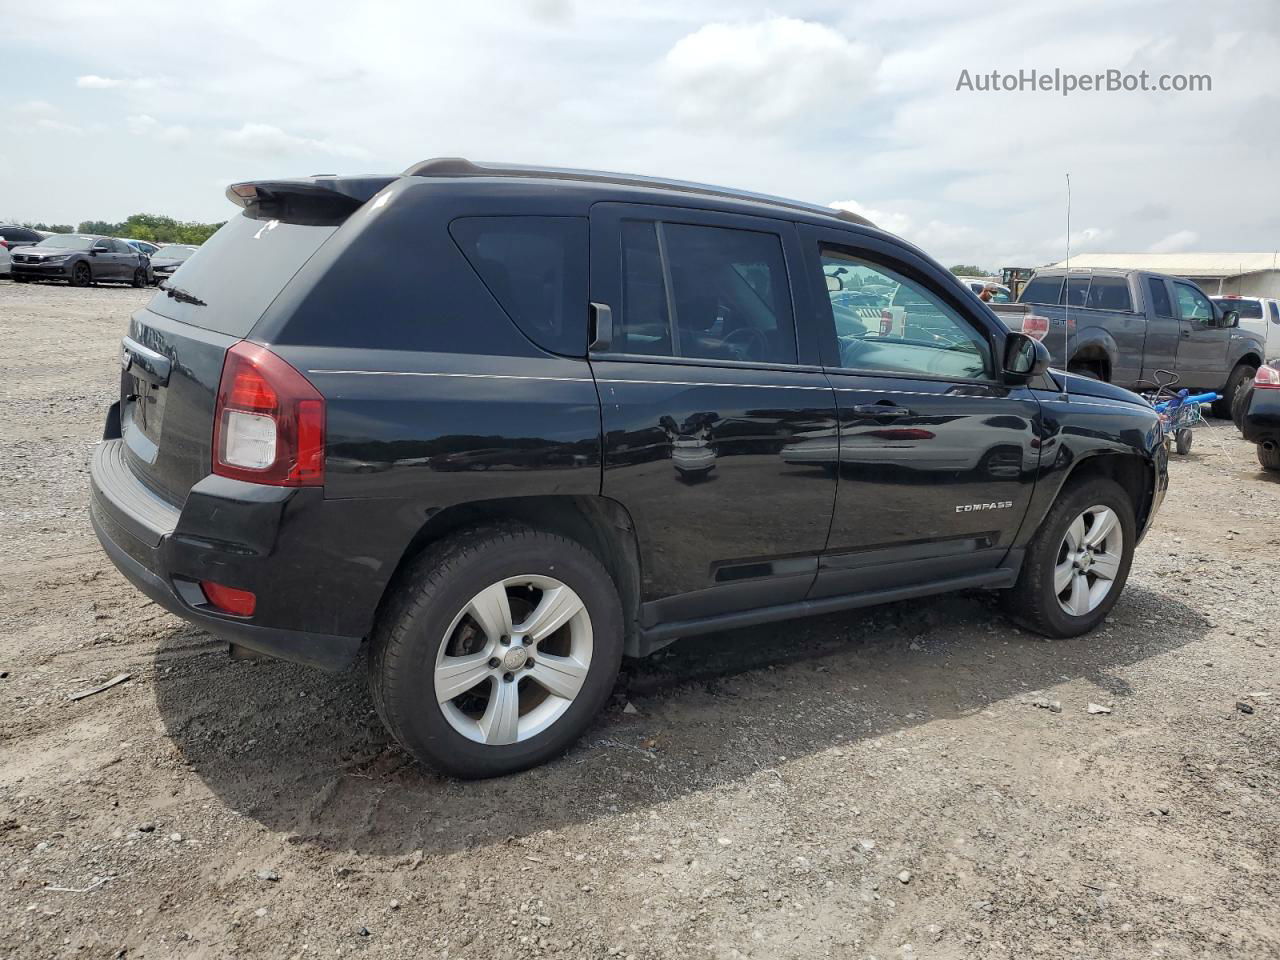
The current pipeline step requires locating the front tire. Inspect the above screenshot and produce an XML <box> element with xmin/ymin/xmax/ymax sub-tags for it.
<box><xmin>1214</xmin><ymin>363</ymin><xmax>1256</xmax><ymax>419</ymax></box>
<box><xmin>131</xmin><ymin>268</ymin><xmax>145</xmax><ymax>288</ymax></box>
<box><xmin>1001</xmin><ymin>477</ymin><xmax>1136</xmax><ymax>638</ymax></box>
<box><xmin>70</xmin><ymin>261</ymin><xmax>91</xmax><ymax>287</ymax></box>
<box><xmin>369</xmin><ymin>523</ymin><xmax>623</xmax><ymax>778</ymax></box>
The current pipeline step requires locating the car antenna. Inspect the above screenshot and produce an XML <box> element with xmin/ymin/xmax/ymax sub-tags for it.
<box><xmin>1062</xmin><ymin>172</ymin><xmax>1070</xmax><ymax>401</ymax></box>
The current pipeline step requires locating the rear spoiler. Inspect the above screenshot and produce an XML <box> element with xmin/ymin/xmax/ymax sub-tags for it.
<box><xmin>225</xmin><ymin>176</ymin><xmax>397</xmax><ymax>223</ymax></box>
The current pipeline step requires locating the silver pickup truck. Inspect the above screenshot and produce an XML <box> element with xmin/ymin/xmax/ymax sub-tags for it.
<box><xmin>992</xmin><ymin>268</ymin><xmax>1265</xmax><ymax>417</ymax></box>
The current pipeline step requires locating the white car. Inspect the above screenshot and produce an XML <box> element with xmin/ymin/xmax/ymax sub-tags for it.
<box><xmin>1212</xmin><ymin>295</ymin><xmax>1280</xmax><ymax>358</ymax></box>
<box><xmin>0</xmin><ymin>243</ymin><xmax>10</xmax><ymax>277</ymax></box>
<box><xmin>959</xmin><ymin>277</ymin><xmax>1013</xmax><ymax>303</ymax></box>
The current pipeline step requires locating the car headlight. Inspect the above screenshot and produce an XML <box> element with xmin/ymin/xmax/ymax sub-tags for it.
<box><xmin>42</xmin><ymin>255</ymin><xmax>70</xmax><ymax>263</ymax></box>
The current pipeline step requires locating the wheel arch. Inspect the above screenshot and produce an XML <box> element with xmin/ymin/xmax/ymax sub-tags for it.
<box><xmin>1054</xmin><ymin>451</ymin><xmax>1155</xmax><ymax>532</ymax></box>
<box><xmin>1068</xmin><ymin>331</ymin><xmax>1117</xmax><ymax>381</ymax></box>
<box><xmin>372</xmin><ymin>494</ymin><xmax>645</xmax><ymax>656</ymax></box>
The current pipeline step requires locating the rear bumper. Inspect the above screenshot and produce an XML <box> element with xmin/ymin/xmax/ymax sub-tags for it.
<box><xmin>1243</xmin><ymin>389</ymin><xmax>1280</xmax><ymax>445</ymax></box>
<box><xmin>89</xmin><ymin>434</ymin><xmax>369</xmax><ymax>671</ymax></box>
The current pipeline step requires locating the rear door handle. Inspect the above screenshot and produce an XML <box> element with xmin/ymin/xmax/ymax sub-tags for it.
<box><xmin>851</xmin><ymin>403</ymin><xmax>912</xmax><ymax>418</ymax></box>
<box><xmin>589</xmin><ymin>302</ymin><xmax>613</xmax><ymax>352</ymax></box>
<box><xmin>120</xmin><ymin>336</ymin><xmax>171</xmax><ymax>386</ymax></box>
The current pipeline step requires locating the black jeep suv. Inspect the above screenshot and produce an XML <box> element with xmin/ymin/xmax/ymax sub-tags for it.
<box><xmin>90</xmin><ymin>159</ymin><xmax>1168</xmax><ymax>778</ymax></box>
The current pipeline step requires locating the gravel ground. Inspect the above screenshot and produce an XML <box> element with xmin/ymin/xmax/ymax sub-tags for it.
<box><xmin>1</xmin><ymin>279</ymin><xmax>1277</xmax><ymax>960</ymax></box>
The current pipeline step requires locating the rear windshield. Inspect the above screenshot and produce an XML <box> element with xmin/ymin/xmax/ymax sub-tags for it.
<box><xmin>146</xmin><ymin>212</ymin><xmax>336</xmax><ymax>336</ymax></box>
<box><xmin>1213</xmin><ymin>297</ymin><xmax>1263</xmax><ymax>319</ymax></box>
<box><xmin>1019</xmin><ymin>275</ymin><xmax>1063</xmax><ymax>305</ymax></box>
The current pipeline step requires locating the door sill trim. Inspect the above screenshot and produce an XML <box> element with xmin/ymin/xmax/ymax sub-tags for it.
<box><xmin>634</xmin><ymin>568</ymin><xmax>1017</xmax><ymax>651</ymax></box>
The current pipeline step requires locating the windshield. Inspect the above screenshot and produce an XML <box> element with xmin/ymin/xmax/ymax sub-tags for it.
<box><xmin>1212</xmin><ymin>297</ymin><xmax>1263</xmax><ymax>319</ymax></box>
<box><xmin>34</xmin><ymin>234</ymin><xmax>96</xmax><ymax>250</ymax></box>
<box><xmin>154</xmin><ymin>244</ymin><xmax>197</xmax><ymax>261</ymax></box>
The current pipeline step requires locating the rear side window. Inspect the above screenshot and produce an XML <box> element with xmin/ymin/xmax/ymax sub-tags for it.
<box><xmin>1020</xmin><ymin>275</ymin><xmax>1063</xmax><ymax>304</ymax></box>
<box><xmin>1085</xmin><ymin>276</ymin><xmax>1132</xmax><ymax>311</ymax></box>
<box><xmin>616</xmin><ymin>220</ymin><xmax>797</xmax><ymax>365</ymax></box>
<box><xmin>1271</xmin><ymin>302</ymin><xmax>1280</xmax><ymax>325</ymax></box>
<box><xmin>1063</xmin><ymin>274</ymin><xmax>1090</xmax><ymax>307</ymax></box>
<box><xmin>450</xmin><ymin>216</ymin><xmax>588</xmax><ymax>356</ymax></box>
<box><xmin>1147</xmin><ymin>278</ymin><xmax>1174</xmax><ymax>317</ymax></box>
<box><xmin>145</xmin><ymin>212</ymin><xmax>338</xmax><ymax>336</ymax></box>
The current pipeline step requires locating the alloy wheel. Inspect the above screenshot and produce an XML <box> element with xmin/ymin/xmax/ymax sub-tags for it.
<box><xmin>1054</xmin><ymin>504</ymin><xmax>1123</xmax><ymax>617</ymax></box>
<box><xmin>434</xmin><ymin>575</ymin><xmax>593</xmax><ymax>745</ymax></box>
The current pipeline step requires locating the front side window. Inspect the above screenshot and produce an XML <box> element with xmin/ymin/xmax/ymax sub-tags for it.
<box><xmin>616</xmin><ymin>220</ymin><xmax>797</xmax><ymax>365</ymax></box>
<box><xmin>821</xmin><ymin>248</ymin><xmax>992</xmax><ymax>381</ymax></box>
<box><xmin>1174</xmin><ymin>283</ymin><xmax>1213</xmax><ymax>321</ymax></box>
<box><xmin>450</xmin><ymin>216</ymin><xmax>588</xmax><ymax>356</ymax></box>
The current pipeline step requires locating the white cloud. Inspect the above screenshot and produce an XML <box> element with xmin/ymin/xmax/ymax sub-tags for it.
<box><xmin>660</xmin><ymin>18</ymin><xmax>879</xmax><ymax>130</ymax></box>
<box><xmin>127</xmin><ymin>114</ymin><xmax>191</xmax><ymax>144</ymax></box>
<box><xmin>36</xmin><ymin>117</ymin><xmax>83</xmax><ymax>135</ymax></box>
<box><xmin>76</xmin><ymin>74</ymin><xmax>118</xmax><ymax>88</ymax></box>
<box><xmin>217</xmin><ymin>122</ymin><xmax>370</xmax><ymax>160</ymax></box>
<box><xmin>12</xmin><ymin>99</ymin><xmax>58</xmax><ymax>116</ymax></box>
<box><xmin>828</xmin><ymin>200</ymin><xmax>910</xmax><ymax>236</ymax></box>
<box><xmin>1148</xmin><ymin>229</ymin><xmax>1199</xmax><ymax>253</ymax></box>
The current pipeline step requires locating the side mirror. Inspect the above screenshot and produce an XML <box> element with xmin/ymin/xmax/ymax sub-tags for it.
<box><xmin>91</xmin><ymin>246</ymin><xmax>107</xmax><ymax>255</ymax></box>
<box><xmin>825</xmin><ymin>274</ymin><xmax>842</xmax><ymax>292</ymax></box>
<box><xmin>1003</xmin><ymin>332</ymin><xmax>1051</xmax><ymax>383</ymax></box>
<box><xmin>1221</xmin><ymin>310</ymin><xmax>1239</xmax><ymax>328</ymax></box>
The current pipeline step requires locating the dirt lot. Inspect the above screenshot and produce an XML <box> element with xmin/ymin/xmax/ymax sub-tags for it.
<box><xmin>1</xmin><ymin>279</ymin><xmax>1277</xmax><ymax>960</ymax></box>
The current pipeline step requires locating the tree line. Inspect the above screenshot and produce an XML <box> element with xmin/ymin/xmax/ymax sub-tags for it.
<box><xmin>13</xmin><ymin>213</ymin><xmax>224</xmax><ymax>245</ymax></box>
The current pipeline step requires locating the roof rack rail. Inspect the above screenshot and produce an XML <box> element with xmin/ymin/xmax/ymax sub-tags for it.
<box><xmin>402</xmin><ymin>157</ymin><xmax>875</xmax><ymax>229</ymax></box>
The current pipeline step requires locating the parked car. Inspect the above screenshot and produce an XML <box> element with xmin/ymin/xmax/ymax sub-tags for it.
<box><xmin>0</xmin><ymin>224</ymin><xmax>45</xmax><ymax>251</ymax></box>
<box><xmin>1211</xmin><ymin>295</ymin><xmax>1280</xmax><ymax>358</ymax></box>
<box><xmin>11</xmin><ymin>234</ymin><xmax>148</xmax><ymax>287</ymax></box>
<box><xmin>120</xmin><ymin>238</ymin><xmax>161</xmax><ymax>256</ymax></box>
<box><xmin>994</xmin><ymin>268</ymin><xmax>1265</xmax><ymax>418</ymax></box>
<box><xmin>147</xmin><ymin>243</ymin><xmax>199</xmax><ymax>284</ymax></box>
<box><xmin>0</xmin><ymin>243</ymin><xmax>10</xmax><ymax>277</ymax></box>
<box><xmin>1241</xmin><ymin>364</ymin><xmax>1280</xmax><ymax>471</ymax></box>
<box><xmin>91</xmin><ymin>159</ymin><xmax>1168</xmax><ymax>778</ymax></box>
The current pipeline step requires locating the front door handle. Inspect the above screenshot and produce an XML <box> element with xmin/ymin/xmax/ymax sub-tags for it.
<box><xmin>851</xmin><ymin>403</ymin><xmax>912</xmax><ymax>418</ymax></box>
<box><xmin>589</xmin><ymin>302</ymin><xmax>613</xmax><ymax>352</ymax></box>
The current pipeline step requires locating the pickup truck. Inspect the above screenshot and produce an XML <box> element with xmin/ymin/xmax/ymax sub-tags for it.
<box><xmin>992</xmin><ymin>268</ymin><xmax>1265</xmax><ymax>417</ymax></box>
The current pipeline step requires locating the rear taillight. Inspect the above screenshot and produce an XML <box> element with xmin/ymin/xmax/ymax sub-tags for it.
<box><xmin>880</xmin><ymin>309</ymin><xmax>893</xmax><ymax>336</ymax></box>
<box><xmin>212</xmin><ymin>342</ymin><xmax>325</xmax><ymax>485</ymax></box>
<box><xmin>1022</xmin><ymin>314</ymin><xmax>1050</xmax><ymax>341</ymax></box>
<box><xmin>1256</xmin><ymin>365</ymin><xmax>1280</xmax><ymax>390</ymax></box>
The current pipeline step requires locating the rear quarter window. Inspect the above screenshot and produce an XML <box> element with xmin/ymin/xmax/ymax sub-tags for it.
<box><xmin>449</xmin><ymin>216</ymin><xmax>588</xmax><ymax>356</ymax></box>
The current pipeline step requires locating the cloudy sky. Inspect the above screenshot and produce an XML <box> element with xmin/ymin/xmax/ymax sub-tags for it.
<box><xmin>3</xmin><ymin>0</ymin><xmax>1277</xmax><ymax>269</ymax></box>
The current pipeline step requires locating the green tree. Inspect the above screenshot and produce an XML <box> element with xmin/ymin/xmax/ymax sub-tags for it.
<box><xmin>949</xmin><ymin>264</ymin><xmax>987</xmax><ymax>277</ymax></box>
<box><xmin>71</xmin><ymin>214</ymin><xmax>225</xmax><ymax>244</ymax></box>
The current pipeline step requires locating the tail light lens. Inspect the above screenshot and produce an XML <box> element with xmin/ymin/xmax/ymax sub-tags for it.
<box><xmin>880</xmin><ymin>310</ymin><xmax>893</xmax><ymax>336</ymax></box>
<box><xmin>1256</xmin><ymin>365</ymin><xmax>1280</xmax><ymax>390</ymax></box>
<box><xmin>212</xmin><ymin>341</ymin><xmax>325</xmax><ymax>485</ymax></box>
<box><xmin>1022</xmin><ymin>314</ymin><xmax>1050</xmax><ymax>341</ymax></box>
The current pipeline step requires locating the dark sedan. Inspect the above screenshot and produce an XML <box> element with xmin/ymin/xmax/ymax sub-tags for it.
<box><xmin>147</xmin><ymin>243</ymin><xmax>199</xmax><ymax>285</ymax></box>
<box><xmin>1242</xmin><ymin>364</ymin><xmax>1280</xmax><ymax>472</ymax></box>
<box><xmin>11</xmin><ymin>234</ymin><xmax>148</xmax><ymax>287</ymax></box>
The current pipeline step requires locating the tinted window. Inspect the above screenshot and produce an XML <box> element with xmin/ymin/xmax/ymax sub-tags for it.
<box><xmin>450</xmin><ymin>216</ymin><xmax>588</xmax><ymax>356</ymax></box>
<box><xmin>1212</xmin><ymin>297</ymin><xmax>1263</xmax><ymax>319</ymax></box>
<box><xmin>1063</xmin><ymin>274</ymin><xmax>1090</xmax><ymax>307</ymax></box>
<box><xmin>145</xmin><ymin>212</ymin><xmax>337</xmax><ymax>336</ymax></box>
<box><xmin>821</xmin><ymin>248</ymin><xmax>992</xmax><ymax>381</ymax></box>
<box><xmin>1174</xmin><ymin>283</ymin><xmax>1213</xmax><ymax>321</ymax></box>
<box><xmin>1148</xmin><ymin>278</ymin><xmax>1174</xmax><ymax>317</ymax></box>
<box><xmin>1086</xmin><ymin>275</ymin><xmax>1132</xmax><ymax>311</ymax></box>
<box><xmin>1271</xmin><ymin>302</ymin><xmax>1280</xmax><ymax>325</ymax></box>
<box><xmin>619</xmin><ymin>220</ymin><xmax>670</xmax><ymax>355</ymax></box>
<box><xmin>1020</xmin><ymin>275</ymin><xmax>1063</xmax><ymax>305</ymax></box>
<box><xmin>616</xmin><ymin>221</ymin><xmax>797</xmax><ymax>365</ymax></box>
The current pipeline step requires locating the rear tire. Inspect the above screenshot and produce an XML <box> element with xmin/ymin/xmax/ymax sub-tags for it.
<box><xmin>1259</xmin><ymin>443</ymin><xmax>1280</xmax><ymax>472</ymax></box>
<box><xmin>1214</xmin><ymin>363</ymin><xmax>1256</xmax><ymax>419</ymax></box>
<box><xmin>1231</xmin><ymin>380</ymin><xmax>1255</xmax><ymax>432</ymax></box>
<box><xmin>368</xmin><ymin>523</ymin><xmax>623</xmax><ymax>779</ymax></box>
<box><xmin>1001</xmin><ymin>477</ymin><xmax>1136</xmax><ymax>638</ymax></box>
